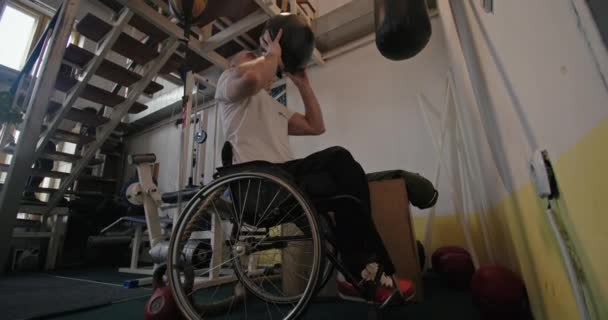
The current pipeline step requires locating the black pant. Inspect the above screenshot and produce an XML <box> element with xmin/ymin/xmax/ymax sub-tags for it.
<box><xmin>279</xmin><ymin>146</ymin><xmax>395</xmax><ymax>277</ymax></box>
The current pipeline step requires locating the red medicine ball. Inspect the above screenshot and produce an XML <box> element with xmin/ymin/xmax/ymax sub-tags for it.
<box><xmin>431</xmin><ymin>246</ymin><xmax>471</xmax><ymax>272</ymax></box>
<box><xmin>471</xmin><ymin>265</ymin><xmax>528</xmax><ymax>317</ymax></box>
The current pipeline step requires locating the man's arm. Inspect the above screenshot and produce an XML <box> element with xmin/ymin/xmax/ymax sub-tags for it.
<box><xmin>288</xmin><ymin>70</ymin><xmax>326</xmax><ymax>136</ymax></box>
<box><xmin>222</xmin><ymin>31</ymin><xmax>283</xmax><ymax>102</ymax></box>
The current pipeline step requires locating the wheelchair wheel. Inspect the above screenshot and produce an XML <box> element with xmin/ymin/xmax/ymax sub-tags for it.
<box><xmin>168</xmin><ymin>171</ymin><xmax>323</xmax><ymax>320</ymax></box>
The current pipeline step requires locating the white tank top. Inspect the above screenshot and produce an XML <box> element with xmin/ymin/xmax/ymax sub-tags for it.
<box><xmin>215</xmin><ymin>71</ymin><xmax>295</xmax><ymax>164</ymax></box>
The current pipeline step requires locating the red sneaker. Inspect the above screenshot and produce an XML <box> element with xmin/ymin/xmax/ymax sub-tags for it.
<box><xmin>336</xmin><ymin>274</ymin><xmax>416</xmax><ymax>304</ymax></box>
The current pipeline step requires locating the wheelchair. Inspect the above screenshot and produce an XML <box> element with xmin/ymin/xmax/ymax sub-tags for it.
<box><xmin>166</xmin><ymin>160</ymin><xmax>413</xmax><ymax>320</ymax></box>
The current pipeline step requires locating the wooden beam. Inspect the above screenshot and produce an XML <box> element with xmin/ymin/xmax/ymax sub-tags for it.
<box><xmin>190</xmin><ymin>10</ymin><xmax>268</xmax><ymax>53</ymax></box>
<box><xmin>199</xmin><ymin>23</ymin><xmax>213</xmax><ymax>41</ymax></box>
<box><xmin>216</xmin><ymin>17</ymin><xmax>259</xmax><ymax>48</ymax></box>
<box><xmin>212</xmin><ymin>22</ymin><xmax>251</xmax><ymax>50</ymax></box>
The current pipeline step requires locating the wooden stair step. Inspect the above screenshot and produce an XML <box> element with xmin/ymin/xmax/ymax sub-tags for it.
<box><xmin>100</xmin><ymin>143</ymin><xmax>122</xmax><ymax>155</ymax></box>
<box><xmin>76</xmin><ymin>14</ymin><xmax>112</xmax><ymax>42</ymax></box>
<box><xmin>129</xmin><ymin>15</ymin><xmax>169</xmax><ymax>45</ymax></box>
<box><xmin>2</xmin><ymin>144</ymin><xmax>81</xmax><ymax>162</ymax></box>
<box><xmin>161</xmin><ymin>46</ymin><xmax>212</xmax><ymax>74</ymax></box>
<box><xmin>64</xmin><ymin>45</ymin><xmax>163</xmax><ymax>95</ymax></box>
<box><xmin>44</xmin><ymin>126</ymin><xmax>95</xmax><ymax>145</ymax></box>
<box><xmin>96</xmin><ymin>0</ymin><xmax>168</xmax><ymax>44</ymax></box>
<box><xmin>19</xmin><ymin>204</ymin><xmax>68</xmax><ymax>215</ymax></box>
<box><xmin>89</xmin><ymin>158</ymin><xmax>105</xmax><ymax>166</ymax></box>
<box><xmin>47</xmin><ymin>101</ymin><xmax>130</xmax><ymax>132</ymax></box>
<box><xmin>115</xmin><ymin>122</ymin><xmax>129</xmax><ymax>132</ymax></box>
<box><xmin>0</xmin><ymin>183</ymin><xmax>58</xmax><ymax>194</ymax></box>
<box><xmin>55</xmin><ymin>73</ymin><xmax>148</xmax><ymax>114</ymax></box>
<box><xmin>3</xmin><ymin>144</ymin><xmax>80</xmax><ymax>163</ymax></box>
<box><xmin>0</xmin><ymin>163</ymin><xmax>70</xmax><ymax>179</ymax></box>
<box><xmin>97</xmin><ymin>0</ymin><xmax>123</xmax><ymax>12</ymax></box>
<box><xmin>70</xmin><ymin>190</ymin><xmax>108</xmax><ymax>197</ymax></box>
<box><xmin>48</xmin><ymin>101</ymin><xmax>104</xmax><ymax>127</ymax></box>
<box><xmin>77</xmin><ymin>14</ymin><xmax>159</xmax><ymax>66</ymax></box>
<box><xmin>113</xmin><ymin>33</ymin><xmax>160</xmax><ymax>66</ymax></box>
<box><xmin>78</xmin><ymin>176</ymin><xmax>117</xmax><ymax>184</ymax></box>
<box><xmin>63</xmin><ymin>106</ymin><xmax>108</xmax><ymax>127</ymax></box>
<box><xmin>63</xmin><ymin>44</ymin><xmax>94</xmax><ymax>66</ymax></box>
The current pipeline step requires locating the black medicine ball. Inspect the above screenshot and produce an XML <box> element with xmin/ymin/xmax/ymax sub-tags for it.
<box><xmin>263</xmin><ymin>13</ymin><xmax>315</xmax><ymax>73</ymax></box>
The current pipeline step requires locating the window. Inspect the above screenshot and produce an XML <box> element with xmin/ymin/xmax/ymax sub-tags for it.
<box><xmin>0</xmin><ymin>5</ymin><xmax>39</xmax><ymax>70</ymax></box>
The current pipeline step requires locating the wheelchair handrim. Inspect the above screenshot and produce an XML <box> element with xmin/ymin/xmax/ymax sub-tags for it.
<box><xmin>168</xmin><ymin>172</ymin><xmax>323</xmax><ymax>320</ymax></box>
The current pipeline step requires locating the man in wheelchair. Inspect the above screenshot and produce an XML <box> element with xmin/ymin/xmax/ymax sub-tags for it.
<box><xmin>213</xmin><ymin>30</ymin><xmax>411</xmax><ymax>304</ymax></box>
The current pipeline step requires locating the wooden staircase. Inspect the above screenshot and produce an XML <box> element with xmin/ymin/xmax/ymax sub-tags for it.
<box><xmin>0</xmin><ymin>0</ymin><xmax>181</xmax><ymax>270</ymax></box>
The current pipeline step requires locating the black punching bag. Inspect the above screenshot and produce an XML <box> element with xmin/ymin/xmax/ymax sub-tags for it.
<box><xmin>375</xmin><ymin>0</ymin><xmax>432</xmax><ymax>60</ymax></box>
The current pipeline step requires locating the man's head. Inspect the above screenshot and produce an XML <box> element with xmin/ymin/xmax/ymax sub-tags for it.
<box><xmin>230</xmin><ymin>50</ymin><xmax>258</xmax><ymax>68</ymax></box>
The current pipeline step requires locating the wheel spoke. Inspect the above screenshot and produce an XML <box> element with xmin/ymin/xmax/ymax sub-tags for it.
<box><xmin>236</xmin><ymin>179</ymin><xmax>251</xmax><ymax>243</ymax></box>
<box><xmin>254</xmin><ymin>179</ymin><xmax>262</xmax><ymax>226</ymax></box>
<box><xmin>253</xmin><ymin>188</ymin><xmax>282</xmax><ymax>229</ymax></box>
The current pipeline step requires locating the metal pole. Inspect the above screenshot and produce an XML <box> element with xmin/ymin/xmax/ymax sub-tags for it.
<box><xmin>176</xmin><ymin>72</ymin><xmax>194</xmax><ymax>224</ymax></box>
<box><xmin>0</xmin><ymin>0</ymin><xmax>81</xmax><ymax>274</ymax></box>
<box><xmin>203</xmin><ymin>105</ymin><xmax>217</xmax><ymax>185</ymax></box>
<box><xmin>130</xmin><ymin>226</ymin><xmax>143</xmax><ymax>269</ymax></box>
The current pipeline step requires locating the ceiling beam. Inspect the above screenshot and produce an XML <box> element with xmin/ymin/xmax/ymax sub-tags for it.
<box><xmin>114</xmin><ymin>0</ymin><xmax>229</xmax><ymax>69</ymax></box>
<box><xmin>201</xmin><ymin>10</ymin><xmax>268</xmax><ymax>52</ymax></box>
<box><xmin>212</xmin><ymin>21</ymin><xmax>252</xmax><ymax>50</ymax></box>
<box><xmin>217</xmin><ymin>17</ymin><xmax>258</xmax><ymax>48</ymax></box>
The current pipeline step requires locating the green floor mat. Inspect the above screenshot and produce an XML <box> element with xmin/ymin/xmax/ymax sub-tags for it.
<box><xmin>0</xmin><ymin>273</ymin><xmax>150</xmax><ymax>320</ymax></box>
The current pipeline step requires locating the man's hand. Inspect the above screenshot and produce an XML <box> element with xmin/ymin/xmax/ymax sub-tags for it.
<box><xmin>260</xmin><ymin>30</ymin><xmax>283</xmax><ymax>65</ymax></box>
<box><xmin>287</xmin><ymin>69</ymin><xmax>310</xmax><ymax>88</ymax></box>
<box><xmin>221</xmin><ymin>30</ymin><xmax>284</xmax><ymax>102</ymax></box>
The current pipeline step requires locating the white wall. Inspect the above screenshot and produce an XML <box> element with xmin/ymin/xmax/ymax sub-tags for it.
<box><xmin>288</xmin><ymin>18</ymin><xmax>453</xmax><ymax>213</ymax></box>
<box><xmin>442</xmin><ymin>0</ymin><xmax>608</xmax><ymax>204</ymax></box>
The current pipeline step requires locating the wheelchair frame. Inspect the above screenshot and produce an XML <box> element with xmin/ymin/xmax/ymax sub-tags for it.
<box><xmin>167</xmin><ymin>164</ymin><xmax>410</xmax><ymax>320</ymax></box>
